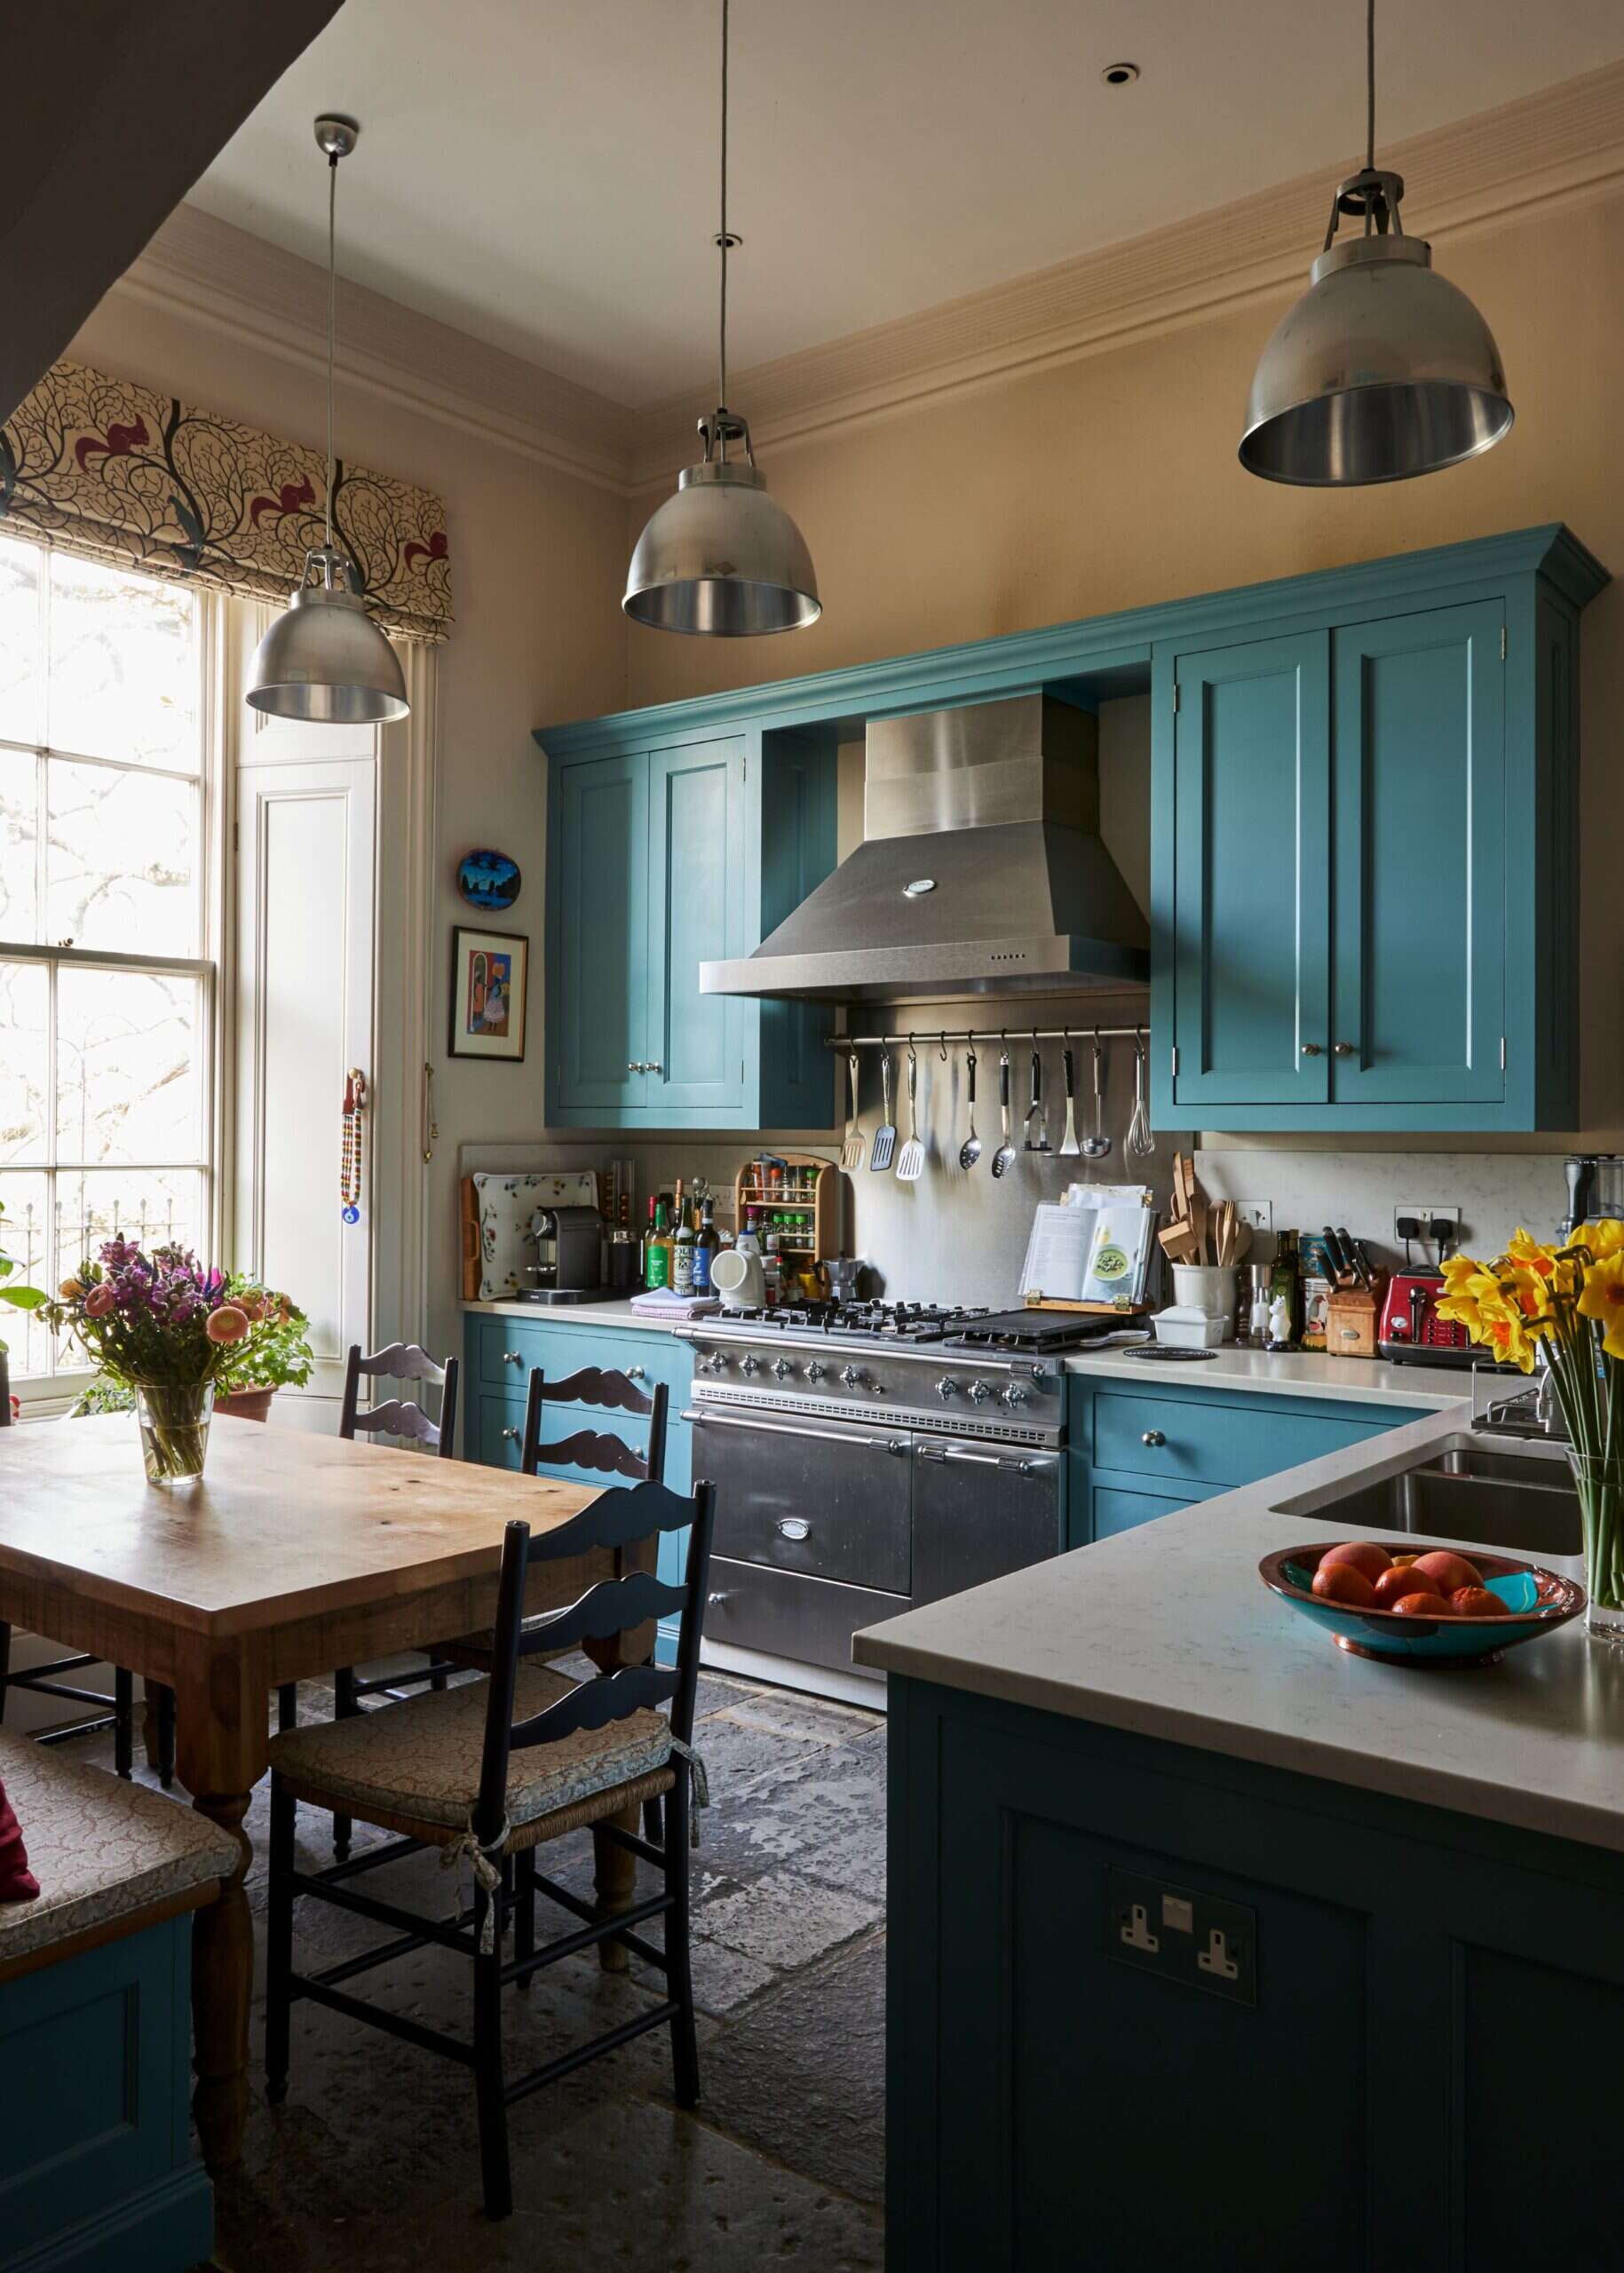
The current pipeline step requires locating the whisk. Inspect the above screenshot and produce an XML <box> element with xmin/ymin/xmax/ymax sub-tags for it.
<box><xmin>1127</xmin><ymin>1027</ymin><xmax>1154</xmax><ymax>1158</ymax></box>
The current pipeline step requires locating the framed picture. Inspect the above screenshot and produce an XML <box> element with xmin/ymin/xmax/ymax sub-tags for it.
<box><xmin>449</xmin><ymin>926</ymin><xmax>528</xmax><ymax>1061</ymax></box>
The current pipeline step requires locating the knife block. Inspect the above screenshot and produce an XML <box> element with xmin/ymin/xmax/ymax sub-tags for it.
<box><xmin>1326</xmin><ymin>1279</ymin><xmax>1383</xmax><ymax>1362</ymax></box>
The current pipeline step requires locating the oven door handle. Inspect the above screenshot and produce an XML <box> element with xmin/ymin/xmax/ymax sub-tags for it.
<box><xmin>687</xmin><ymin>1409</ymin><xmax>909</xmax><ymax>1455</ymax></box>
<box><xmin>917</xmin><ymin>1442</ymin><xmax>1059</xmax><ymax>1477</ymax></box>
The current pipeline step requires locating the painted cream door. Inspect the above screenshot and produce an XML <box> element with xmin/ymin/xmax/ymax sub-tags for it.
<box><xmin>235</xmin><ymin>743</ymin><xmax>376</xmax><ymax>1426</ymax></box>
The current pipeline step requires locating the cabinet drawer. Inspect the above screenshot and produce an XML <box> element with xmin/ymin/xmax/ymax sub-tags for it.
<box><xmin>1092</xmin><ymin>1483</ymin><xmax>1203</xmax><ymax>1540</ymax></box>
<box><xmin>475</xmin><ymin>1392</ymin><xmax>691</xmax><ymax>1487</ymax></box>
<box><xmin>1091</xmin><ymin>1389</ymin><xmax>1391</xmax><ymax>1490</ymax></box>
<box><xmin>473</xmin><ymin>1317</ymin><xmax>688</xmax><ymax>1399</ymax></box>
<box><xmin>693</xmin><ymin>1409</ymin><xmax>912</xmax><ymax>1593</ymax></box>
<box><xmin>703</xmin><ymin>1556</ymin><xmax>903</xmax><ymax>1678</ymax></box>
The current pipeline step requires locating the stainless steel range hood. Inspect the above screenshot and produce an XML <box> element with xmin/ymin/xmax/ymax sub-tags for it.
<box><xmin>701</xmin><ymin>693</ymin><xmax>1149</xmax><ymax>1002</ymax></box>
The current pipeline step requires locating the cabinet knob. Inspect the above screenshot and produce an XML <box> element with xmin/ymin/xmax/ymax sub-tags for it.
<box><xmin>626</xmin><ymin>1060</ymin><xmax>646</xmax><ymax>1073</ymax></box>
<box><xmin>777</xmin><ymin>1517</ymin><xmax>810</xmax><ymax>1541</ymax></box>
<box><xmin>1300</xmin><ymin>1042</ymin><xmax>1322</xmax><ymax>1057</ymax></box>
<box><xmin>1141</xmin><ymin>1430</ymin><xmax>1167</xmax><ymax>1447</ymax></box>
<box><xmin>501</xmin><ymin>1350</ymin><xmax>523</xmax><ymax>1366</ymax></box>
<box><xmin>1333</xmin><ymin>1041</ymin><xmax>1356</xmax><ymax>1057</ymax></box>
<box><xmin>646</xmin><ymin>1061</ymin><xmax>662</xmax><ymax>1075</ymax></box>
<box><xmin>627</xmin><ymin>1365</ymin><xmax>646</xmax><ymax>1381</ymax></box>
<box><xmin>501</xmin><ymin>1426</ymin><xmax>520</xmax><ymax>1443</ymax></box>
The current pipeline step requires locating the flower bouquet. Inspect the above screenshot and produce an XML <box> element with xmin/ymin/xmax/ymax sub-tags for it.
<box><xmin>1437</xmin><ymin>1222</ymin><xmax>1624</xmax><ymax>1642</ymax></box>
<box><xmin>46</xmin><ymin>1239</ymin><xmax>308</xmax><ymax>1485</ymax></box>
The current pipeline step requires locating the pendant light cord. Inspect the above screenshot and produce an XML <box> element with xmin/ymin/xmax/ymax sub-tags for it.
<box><xmin>325</xmin><ymin>147</ymin><xmax>338</xmax><ymax>550</ymax></box>
<box><xmin>718</xmin><ymin>0</ymin><xmax>729</xmax><ymax>409</ymax></box>
<box><xmin>1365</xmin><ymin>0</ymin><xmax>1376</xmax><ymax>177</ymax></box>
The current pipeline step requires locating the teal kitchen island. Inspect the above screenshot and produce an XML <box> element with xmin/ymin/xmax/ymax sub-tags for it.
<box><xmin>854</xmin><ymin>1405</ymin><xmax>1624</xmax><ymax>2272</ymax></box>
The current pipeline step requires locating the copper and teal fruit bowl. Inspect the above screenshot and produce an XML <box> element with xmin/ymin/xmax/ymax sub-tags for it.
<box><xmin>1257</xmin><ymin>1542</ymin><xmax>1585</xmax><ymax>1667</ymax></box>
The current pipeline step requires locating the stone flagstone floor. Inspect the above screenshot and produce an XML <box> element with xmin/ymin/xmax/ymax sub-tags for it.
<box><xmin>73</xmin><ymin>1667</ymin><xmax>887</xmax><ymax>2271</ymax></box>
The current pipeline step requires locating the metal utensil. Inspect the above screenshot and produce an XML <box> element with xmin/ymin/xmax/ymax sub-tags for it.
<box><xmin>1024</xmin><ymin>1038</ymin><xmax>1050</xmax><ymax>1152</ymax></box>
<box><xmin>869</xmin><ymin>1051</ymin><xmax>896</xmax><ymax>1172</ymax></box>
<box><xmin>991</xmin><ymin>1049</ymin><xmax>1017</xmax><ymax>1178</ymax></box>
<box><xmin>895</xmin><ymin>1043</ymin><xmax>925</xmax><ymax>1182</ymax></box>
<box><xmin>1080</xmin><ymin>1031</ymin><xmax>1111</xmax><ymax>1159</ymax></box>
<box><xmin>841</xmin><ymin>1049</ymin><xmax>865</xmax><ymax>1170</ymax></box>
<box><xmin>1058</xmin><ymin>1039</ymin><xmax>1081</xmax><ymax>1156</ymax></box>
<box><xmin>958</xmin><ymin>1045</ymin><xmax>982</xmax><ymax>1169</ymax></box>
<box><xmin>1127</xmin><ymin>1030</ymin><xmax>1154</xmax><ymax>1158</ymax></box>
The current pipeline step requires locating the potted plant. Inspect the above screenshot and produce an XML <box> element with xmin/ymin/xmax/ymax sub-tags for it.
<box><xmin>45</xmin><ymin>1239</ymin><xmax>306</xmax><ymax>1485</ymax></box>
<box><xmin>1438</xmin><ymin>1221</ymin><xmax>1624</xmax><ymax>1644</ymax></box>
<box><xmin>212</xmin><ymin>1274</ymin><xmax>314</xmax><ymax>1421</ymax></box>
<box><xmin>0</xmin><ymin>1200</ymin><xmax>47</xmax><ymax>1425</ymax></box>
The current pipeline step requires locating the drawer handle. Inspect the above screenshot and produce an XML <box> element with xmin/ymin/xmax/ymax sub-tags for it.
<box><xmin>1141</xmin><ymin>1430</ymin><xmax>1166</xmax><ymax>1447</ymax></box>
<box><xmin>707</xmin><ymin>1590</ymin><xmax>733</xmax><ymax>1606</ymax></box>
<box><xmin>777</xmin><ymin>1517</ymin><xmax>810</xmax><ymax>1541</ymax></box>
<box><xmin>627</xmin><ymin>1366</ymin><xmax>646</xmax><ymax>1381</ymax></box>
<box><xmin>501</xmin><ymin>1350</ymin><xmax>524</xmax><ymax>1366</ymax></box>
<box><xmin>501</xmin><ymin>1426</ymin><xmax>520</xmax><ymax>1443</ymax></box>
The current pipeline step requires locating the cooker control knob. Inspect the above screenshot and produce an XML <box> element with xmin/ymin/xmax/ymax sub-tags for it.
<box><xmin>840</xmin><ymin>1365</ymin><xmax>865</xmax><ymax>1389</ymax></box>
<box><xmin>772</xmin><ymin>1358</ymin><xmax>793</xmax><ymax>1381</ymax></box>
<box><xmin>1002</xmin><ymin>1385</ymin><xmax>1028</xmax><ymax>1408</ymax></box>
<box><xmin>701</xmin><ymin>1351</ymin><xmax>727</xmax><ymax>1374</ymax></box>
<box><xmin>741</xmin><ymin>1354</ymin><xmax>760</xmax><ymax>1377</ymax></box>
<box><xmin>967</xmin><ymin>1378</ymin><xmax>991</xmax><ymax>1404</ymax></box>
<box><xmin>935</xmin><ymin>1377</ymin><xmax>958</xmax><ymax>1399</ymax></box>
<box><xmin>805</xmin><ymin>1360</ymin><xmax>827</xmax><ymax>1382</ymax></box>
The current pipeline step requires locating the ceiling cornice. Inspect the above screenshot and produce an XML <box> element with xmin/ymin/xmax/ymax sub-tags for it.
<box><xmin>628</xmin><ymin>55</ymin><xmax>1624</xmax><ymax>487</ymax></box>
<box><xmin>90</xmin><ymin>58</ymin><xmax>1624</xmax><ymax>503</ymax></box>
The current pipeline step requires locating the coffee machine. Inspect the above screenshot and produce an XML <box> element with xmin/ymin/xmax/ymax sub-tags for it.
<box><xmin>519</xmin><ymin>1202</ymin><xmax>606</xmax><ymax>1303</ymax></box>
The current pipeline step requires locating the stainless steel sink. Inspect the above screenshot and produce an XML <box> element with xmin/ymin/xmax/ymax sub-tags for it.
<box><xmin>1303</xmin><ymin>1450</ymin><xmax>1580</xmax><ymax>1557</ymax></box>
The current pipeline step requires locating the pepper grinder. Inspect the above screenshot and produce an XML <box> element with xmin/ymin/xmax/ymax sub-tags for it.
<box><xmin>1242</xmin><ymin>1264</ymin><xmax>1271</xmax><ymax>1348</ymax></box>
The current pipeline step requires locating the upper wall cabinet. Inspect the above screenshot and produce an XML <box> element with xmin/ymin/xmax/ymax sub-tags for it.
<box><xmin>543</xmin><ymin>725</ymin><xmax>837</xmax><ymax>1129</ymax></box>
<box><xmin>1153</xmin><ymin>530</ymin><xmax>1604</xmax><ymax>1133</ymax></box>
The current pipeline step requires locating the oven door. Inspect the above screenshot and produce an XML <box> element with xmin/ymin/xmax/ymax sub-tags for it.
<box><xmin>911</xmin><ymin>1436</ymin><xmax>1062</xmax><ymax>1606</ymax></box>
<box><xmin>685</xmin><ymin>1406</ymin><xmax>914</xmax><ymax>1595</ymax></box>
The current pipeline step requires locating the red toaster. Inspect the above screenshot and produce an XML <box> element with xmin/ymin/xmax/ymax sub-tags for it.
<box><xmin>1376</xmin><ymin>1269</ymin><xmax>1474</xmax><ymax>1366</ymax></box>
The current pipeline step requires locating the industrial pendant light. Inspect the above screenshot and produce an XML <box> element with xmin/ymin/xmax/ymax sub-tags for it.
<box><xmin>1239</xmin><ymin>0</ymin><xmax>1513</xmax><ymax>486</ymax></box>
<box><xmin>623</xmin><ymin>0</ymin><xmax>820</xmax><ymax>635</ymax></box>
<box><xmin>247</xmin><ymin>115</ymin><xmax>409</xmax><ymax>722</ymax></box>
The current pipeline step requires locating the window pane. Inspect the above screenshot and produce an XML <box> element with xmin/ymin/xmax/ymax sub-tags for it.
<box><xmin>56</xmin><ymin>1168</ymin><xmax>205</xmax><ymax>1283</ymax></box>
<box><xmin>55</xmin><ymin>964</ymin><xmax>202</xmax><ymax>1167</ymax></box>
<box><xmin>0</xmin><ymin>1170</ymin><xmax>53</xmax><ymax>1381</ymax></box>
<box><xmin>47</xmin><ymin>554</ymin><xmax>198</xmax><ymax>771</ymax></box>
<box><xmin>0</xmin><ymin>540</ymin><xmax>42</xmax><ymax>748</ymax></box>
<box><xmin>46</xmin><ymin>760</ymin><xmax>198</xmax><ymax>954</ymax></box>
<box><xmin>0</xmin><ymin>959</ymin><xmax>48</xmax><ymax>1163</ymax></box>
<box><xmin>0</xmin><ymin>745</ymin><xmax>38</xmax><ymax>943</ymax></box>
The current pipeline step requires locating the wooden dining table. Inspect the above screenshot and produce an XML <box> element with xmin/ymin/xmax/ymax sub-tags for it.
<box><xmin>0</xmin><ymin>1413</ymin><xmax>636</xmax><ymax>2174</ymax></box>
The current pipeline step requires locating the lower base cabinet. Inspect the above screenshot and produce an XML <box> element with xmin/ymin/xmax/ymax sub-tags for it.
<box><xmin>889</xmin><ymin>1677</ymin><xmax>1624</xmax><ymax>2271</ymax></box>
<box><xmin>463</xmin><ymin>1313</ymin><xmax>694</xmax><ymax>1667</ymax></box>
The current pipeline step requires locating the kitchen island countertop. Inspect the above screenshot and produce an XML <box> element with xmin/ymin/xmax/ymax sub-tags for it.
<box><xmin>854</xmin><ymin>1404</ymin><xmax>1624</xmax><ymax>1853</ymax></box>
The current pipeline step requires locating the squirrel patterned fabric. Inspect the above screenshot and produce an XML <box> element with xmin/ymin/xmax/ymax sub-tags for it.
<box><xmin>0</xmin><ymin>1778</ymin><xmax>39</xmax><ymax>1903</ymax></box>
<box><xmin>0</xmin><ymin>1733</ymin><xmax>238</xmax><ymax>1962</ymax></box>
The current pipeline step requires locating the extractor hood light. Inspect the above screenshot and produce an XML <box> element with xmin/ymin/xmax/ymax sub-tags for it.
<box><xmin>1239</xmin><ymin>0</ymin><xmax>1512</xmax><ymax>487</ymax></box>
<box><xmin>623</xmin><ymin>0</ymin><xmax>820</xmax><ymax>637</ymax></box>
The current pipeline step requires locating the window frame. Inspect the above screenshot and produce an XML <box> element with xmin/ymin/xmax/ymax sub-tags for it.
<box><xmin>0</xmin><ymin>542</ymin><xmax>226</xmax><ymax>1414</ymax></box>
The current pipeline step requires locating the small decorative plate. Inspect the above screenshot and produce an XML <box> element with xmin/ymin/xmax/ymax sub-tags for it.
<box><xmin>456</xmin><ymin>848</ymin><xmax>521</xmax><ymax>911</ymax></box>
<box><xmin>1258</xmin><ymin>1541</ymin><xmax>1586</xmax><ymax>1667</ymax></box>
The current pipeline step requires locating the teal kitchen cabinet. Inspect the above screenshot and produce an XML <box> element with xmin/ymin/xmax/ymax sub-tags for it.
<box><xmin>464</xmin><ymin>1311</ymin><xmax>694</xmax><ymax>1667</ymax></box>
<box><xmin>1154</xmin><ymin>534</ymin><xmax>1602</xmax><ymax>1133</ymax></box>
<box><xmin>542</xmin><ymin>725</ymin><xmax>838</xmax><ymax>1130</ymax></box>
<box><xmin>1065</xmin><ymin>1376</ymin><xmax>1419</xmax><ymax>1548</ymax></box>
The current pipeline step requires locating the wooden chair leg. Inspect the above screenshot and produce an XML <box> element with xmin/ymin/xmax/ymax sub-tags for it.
<box><xmin>276</xmin><ymin>1683</ymin><xmax>297</xmax><ymax>1733</ymax></box>
<box><xmin>514</xmin><ymin>1846</ymin><xmax>535</xmax><ymax>1983</ymax></box>
<box><xmin>471</xmin><ymin>1881</ymin><xmax>512</xmax><ymax>2220</ymax></box>
<box><xmin>665</xmin><ymin>1772</ymin><xmax>699</xmax><ymax>2108</ymax></box>
<box><xmin>113</xmin><ymin>1666</ymin><xmax>133</xmax><ymax>1778</ymax></box>
<box><xmin>265</xmin><ymin>1773</ymin><xmax>296</xmax><ymax>2104</ymax></box>
<box><xmin>156</xmin><ymin>1683</ymin><xmax>176</xmax><ymax>1789</ymax></box>
<box><xmin>332</xmin><ymin>1666</ymin><xmax>358</xmax><ymax>1862</ymax></box>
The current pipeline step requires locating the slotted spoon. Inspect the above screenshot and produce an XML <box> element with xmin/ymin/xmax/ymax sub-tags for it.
<box><xmin>840</xmin><ymin>1049</ymin><xmax>866</xmax><ymax>1170</ymax></box>
<box><xmin>958</xmin><ymin>1045</ymin><xmax>982</xmax><ymax>1169</ymax></box>
<box><xmin>991</xmin><ymin>1049</ymin><xmax>1018</xmax><ymax>1178</ymax></box>
<box><xmin>869</xmin><ymin>1050</ymin><xmax>897</xmax><ymax>1172</ymax></box>
<box><xmin>895</xmin><ymin>1045</ymin><xmax>925</xmax><ymax>1181</ymax></box>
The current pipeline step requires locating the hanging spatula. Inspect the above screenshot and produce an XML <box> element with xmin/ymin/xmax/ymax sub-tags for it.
<box><xmin>869</xmin><ymin>1050</ymin><xmax>897</xmax><ymax>1172</ymax></box>
<box><xmin>895</xmin><ymin>1044</ymin><xmax>925</xmax><ymax>1182</ymax></box>
<box><xmin>1058</xmin><ymin>1041</ymin><xmax>1081</xmax><ymax>1157</ymax></box>
<box><xmin>840</xmin><ymin>1049</ymin><xmax>866</xmax><ymax>1170</ymax></box>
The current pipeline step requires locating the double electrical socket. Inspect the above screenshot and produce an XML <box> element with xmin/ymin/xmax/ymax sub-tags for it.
<box><xmin>1393</xmin><ymin>1204</ymin><xmax>1462</xmax><ymax>1244</ymax></box>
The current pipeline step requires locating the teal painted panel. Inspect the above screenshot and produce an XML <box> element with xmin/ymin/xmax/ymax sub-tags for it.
<box><xmin>552</xmin><ymin>751</ymin><xmax>648</xmax><ymax>1113</ymax></box>
<box><xmin>472</xmin><ymin>1318</ymin><xmax>690</xmax><ymax>1405</ymax></box>
<box><xmin>1093</xmin><ymin>1481</ymin><xmax>1205</xmax><ymax>1539</ymax></box>
<box><xmin>1171</xmin><ymin>630</ymin><xmax>1331</xmax><ymax>1108</ymax></box>
<box><xmin>1090</xmin><ymin>1385</ymin><xmax>1406</xmax><ymax>1490</ymax></box>
<box><xmin>758</xmin><ymin>728</ymin><xmax>839</xmax><ymax>1128</ymax></box>
<box><xmin>646</xmin><ymin>737</ymin><xmax>748</xmax><ymax>1116</ymax></box>
<box><xmin>1331</xmin><ymin>602</ymin><xmax>1505</xmax><ymax>1105</ymax></box>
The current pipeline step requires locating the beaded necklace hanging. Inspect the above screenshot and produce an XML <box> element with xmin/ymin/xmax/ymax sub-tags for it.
<box><xmin>340</xmin><ymin>1068</ymin><xmax>367</xmax><ymax>1224</ymax></box>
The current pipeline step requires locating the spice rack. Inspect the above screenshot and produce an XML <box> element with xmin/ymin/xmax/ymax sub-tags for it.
<box><xmin>733</xmin><ymin>1156</ymin><xmax>841</xmax><ymax>1264</ymax></box>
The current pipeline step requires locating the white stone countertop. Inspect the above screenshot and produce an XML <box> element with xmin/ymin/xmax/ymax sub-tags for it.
<box><xmin>853</xmin><ymin>1406</ymin><xmax>1624</xmax><ymax>1853</ymax></box>
<box><xmin>463</xmin><ymin>1296</ymin><xmax>698</xmax><ymax>1333</ymax></box>
<box><xmin>1062</xmin><ymin>1343</ymin><xmax>1473</xmax><ymax>1409</ymax></box>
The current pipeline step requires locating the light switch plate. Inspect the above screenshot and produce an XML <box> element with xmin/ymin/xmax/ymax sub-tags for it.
<box><xmin>1235</xmin><ymin>1201</ymin><xmax>1272</xmax><ymax>1232</ymax></box>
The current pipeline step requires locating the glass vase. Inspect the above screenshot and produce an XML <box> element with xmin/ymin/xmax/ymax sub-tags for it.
<box><xmin>1568</xmin><ymin>1451</ymin><xmax>1624</xmax><ymax>1646</ymax></box>
<box><xmin>134</xmin><ymin>1380</ymin><xmax>213</xmax><ymax>1486</ymax></box>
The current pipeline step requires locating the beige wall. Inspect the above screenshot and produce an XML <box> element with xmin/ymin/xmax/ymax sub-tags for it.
<box><xmin>624</xmin><ymin>188</ymin><xmax>1624</xmax><ymax>1138</ymax></box>
<box><xmin>67</xmin><ymin>283</ymin><xmax>630</xmax><ymax>1366</ymax></box>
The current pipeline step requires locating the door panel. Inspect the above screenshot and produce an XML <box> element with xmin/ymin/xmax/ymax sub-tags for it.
<box><xmin>1331</xmin><ymin>603</ymin><xmax>1505</xmax><ymax>1104</ymax></box>
<box><xmin>1172</xmin><ymin>632</ymin><xmax>1330</xmax><ymax>1107</ymax></box>
<box><xmin>646</xmin><ymin>738</ymin><xmax>747</xmax><ymax>1116</ymax></box>
<box><xmin>554</xmin><ymin>751</ymin><xmax>648</xmax><ymax>1112</ymax></box>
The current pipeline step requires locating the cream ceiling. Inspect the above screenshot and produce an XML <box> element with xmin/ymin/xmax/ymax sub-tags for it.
<box><xmin>194</xmin><ymin>0</ymin><xmax>1624</xmax><ymax>410</ymax></box>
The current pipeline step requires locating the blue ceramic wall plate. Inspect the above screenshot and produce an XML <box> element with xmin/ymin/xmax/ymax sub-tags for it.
<box><xmin>456</xmin><ymin>848</ymin><xmax>521</xmax><ymax>911</ymax></box>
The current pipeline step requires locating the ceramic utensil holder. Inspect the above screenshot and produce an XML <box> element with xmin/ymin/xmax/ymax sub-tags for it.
<box><xmin>1170</xmin><ymin>1263</ymin><xmax>1238</xmax><ymax>1337</ymax></box>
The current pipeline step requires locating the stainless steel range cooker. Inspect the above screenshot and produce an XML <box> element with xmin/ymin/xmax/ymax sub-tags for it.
<box><xmin>677</xmin><ymin>1301</ymin><xmax>1125</xmax><ymax>1702</ymax></box>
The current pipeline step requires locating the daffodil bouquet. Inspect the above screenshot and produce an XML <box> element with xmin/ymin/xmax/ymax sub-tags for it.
<box><xmin>1438</xmin><ymin>1222</ymin><xmax>1624</xmax><ymax>1635</ymax></box>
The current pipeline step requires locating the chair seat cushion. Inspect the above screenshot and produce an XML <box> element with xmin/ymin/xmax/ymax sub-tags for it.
<box><xmin>0</xmin><ymin>1732</ymin><xmax>238</xmax><ymax>1966</ymax></box>
<box><xmin>266</xmin><ymin>1665</ymin><xmax>672</xmax><ymax>1835</ymax></box>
